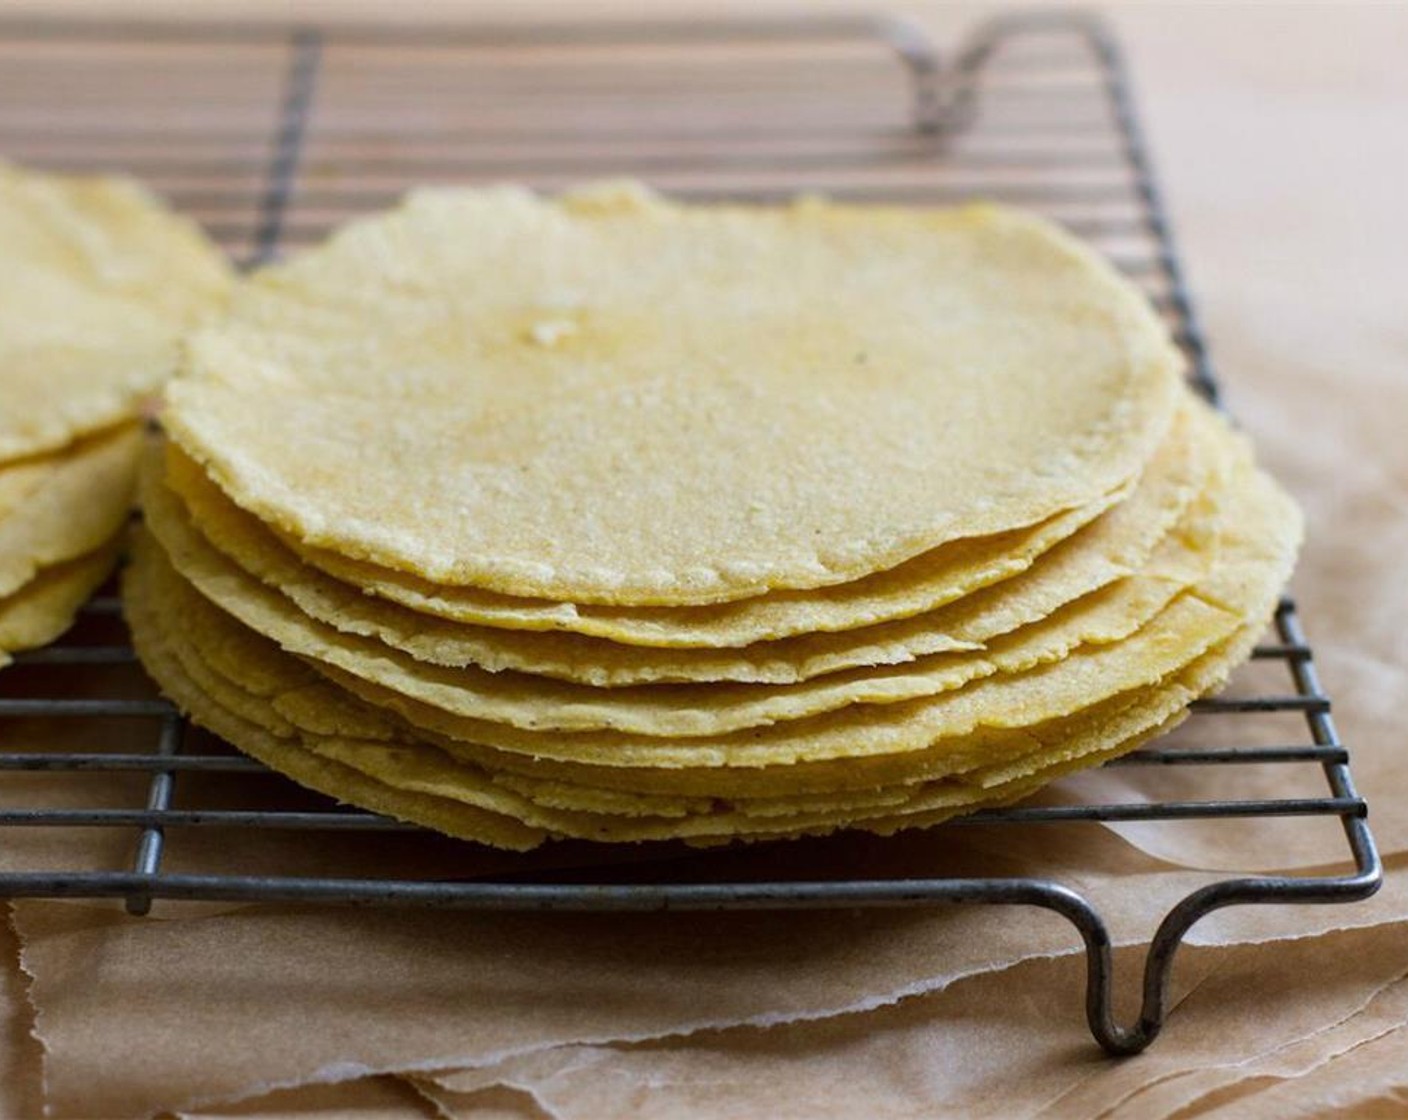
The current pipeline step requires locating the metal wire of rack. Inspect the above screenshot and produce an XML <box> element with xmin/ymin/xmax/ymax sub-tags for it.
<box><xmin>0</xmin><ymin>10</ymin><xmax>1381</xmax><ymax>1055</ymax></box>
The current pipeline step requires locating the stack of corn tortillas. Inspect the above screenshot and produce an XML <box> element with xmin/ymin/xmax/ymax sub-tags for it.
<box><xmin>0</xmin><ymin>163</ymin><xmax>229</xmax><ymax>671</ymax></box>
<box><xmin>125</xmin><ymin>183</ymin><xmax>1302</xmax><ymax>850</ymax></box>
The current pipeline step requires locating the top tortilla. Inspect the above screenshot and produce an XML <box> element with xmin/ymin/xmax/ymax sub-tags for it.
<box><xmin>0</xmin><ymin>161</ymin><xmax>231</xmax><ymax>464</ymax></box>
<box><xmin>164</xmin><ymin>182</ymin><xmax>1182</xmax><ymax>605</ymax></box>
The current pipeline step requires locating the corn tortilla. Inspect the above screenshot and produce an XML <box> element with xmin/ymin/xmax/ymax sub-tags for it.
<box><xmin>294</xmin><ymin>445</ymin><xmax>1297</xmax><ymax>771</ymax></box>
<box><xmin>130</xmin><ymin>418</ymin><xmax>1297</xmax><ymax>775</ymax></box>
<box><xmin>0</xmin><ymin>537</ymin><xmax>120</xmax><ymax>667</ymax></box>
<box><xmin>129</xmin><ymin>532</ymin><xmax>1255</xmax><ymax>846</ymax></box>
<box><xmin>158</xmin><ymin>549</ymin><xmax>1210</xmax><ymax>825</ymax></box>
<box><xmin>0</xmin><ymin>161</ymin><xmax>230</xmax><ymax>464</ymax></box>
<box><xmin>0</xmin><ymin>423</ymin><xmax>141</xmax><ymax>599</ymax></box>
<box><xmin>277</xmin><ymin>485</ymin><xmax>1124</xmax><ymax>649</ymax></box>
<box><xmin>124</xmin><ymin>567</ymin><xmax>548</xmax><ymax>850</ymax></box>
<box><xmin>164</xmin><ymin>184</ymin><xmax>1181</xmax><ymax>605</ymax></box>
<box><xmin>137</xmin><ymin>474</ymin><xmax>1214</xmax><ymax>739</ymax></box>
<box><xmin>0</xmin><ymin>454</ymin><xmax>55</xmax><ymax>521</ymax></box>
<box><xmin>158</xmin><ymin>398</ymin><xmax>1203</xmax><ymax>678</ymax></box>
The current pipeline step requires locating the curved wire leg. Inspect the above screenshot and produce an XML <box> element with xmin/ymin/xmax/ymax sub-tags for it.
<box><xmin>1024</xmin><ymin>827</ymin><xmax>1381</xmax><ymax>1056</ymax></box>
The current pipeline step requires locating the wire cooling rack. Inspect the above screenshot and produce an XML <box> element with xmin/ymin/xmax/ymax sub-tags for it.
<box><xmin>0</xmin><ymin>10</ymin><xmax>1381</xmax><ymax>1055</ymax></box>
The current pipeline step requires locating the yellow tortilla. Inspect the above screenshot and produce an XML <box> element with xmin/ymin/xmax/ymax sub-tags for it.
<box><xmin>295</xmin><ymin>441</ymin><xmax>1297</xmax><ymax>772</ymax></box>
<box><xmin>0</xmin><ymin>536</ymin><xmax>120</xmax><ymax>666</ymax></box>
<box><xmin>254</xmin><ymin>428</ymin><xmax>1288</xmax><ymax>800</ymax></box>
<box><xmin>137</xmin><ymin>509</ymin><xmax>1190</xmax><ymax>741</ymax></box>
<box><xmin>123</xmin><ymin>565</ymin><xmax>547</xmax><ymax>851</ymax></box>
<box><xmin>164</xmin><ymin>183</ymin><xmax>1181</xmax><ymax>605</ymax></box>
<box><xmin>140</xmin><ymin>467</ymin><xmax>1211</xmax><ymax>739</ymax></box>
<box><xmin>277</xmin><ymin>481</ymin><xmax>1123</xmax><ymax>648</ymax></box>
<box><xmin>159</xmin><ymin>398</ymin><xmax>1202</xmax><ymax>678</ymax></box>
<box><xmin>130</xmin><ymin>410</ymin><xmax>1299</xmax><ymax>781</ymax></box>
<box><xmin>129</xmin><ymin>527</ymin><xmax>1259</xmax><ymax>846</ymax></box>
<box><xmin>194</xmin><ymin>583</ymin><xmax>1197</xmax><ymax>826</ymax></box>
<box><xmin>0</xmin><ymin>454</ymin><xmax>55</xmax><ymax>521</ymax></box>
<box><xmin>0</xmin><ymin>423</ymin><xmax>141</xmax><ymax>599</ymax></box>
<box><xmin>0</xmin><ymin>161</ymin><xmax>230</xmax><ymax>464</ymax></box>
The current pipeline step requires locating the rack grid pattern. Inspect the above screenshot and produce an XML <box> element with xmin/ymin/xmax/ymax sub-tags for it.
<box><xmin>0</xmin><ymin>11</ymin><xmax>1381</xmax><ymax>1054</ymax></box>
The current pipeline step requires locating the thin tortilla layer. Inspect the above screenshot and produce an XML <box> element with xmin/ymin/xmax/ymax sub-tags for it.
<box><xmin>0</xmin><ymin>536</ymin><xmax>121</xmax><ymax>667</ymax></box>
<box><xmin>157</xmin><ymin>397</ymin><xmax>1203</xmax><ymax>677</ymax></box>
<box><xmin>129</xmin><ymin>531</ymin><xmax>1262</xmax><ymax>846</ymax></box>
<box><xmin>127</xmin><ymin>412</ymin><xmax>1298</xmax><ymax>795</ymax></box>
<box><xmin>140</xmin><ymin>486</ymin><xmax>1212</xmax><ymax>739</ymax></box>
<box><xmin>0</xmin><ymin>423</ymin><xmax>141</xmax><ymax>598</ymax></box>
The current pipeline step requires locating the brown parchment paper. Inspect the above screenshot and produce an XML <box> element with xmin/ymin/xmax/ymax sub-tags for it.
<box><xmin>3</xmin><ymin>3</ymin><xmax>1407</xmax><ymax>1118</ymax></box>
<box><xmin>0</xmin><ymin>909</ymin><xmax>43</xmax><ymax>1120</ymax></box>
<box><xmin>14</xmin><ymin>840</ymin><xmax>1408</xmax><ymax>1118</ymax></box>
<box><xmin>407</xmin><ymin>920</ymin><xmax>1408</xmax><ymax>1120</ymax></box>
<box><xmin>179</xmin><ymin>1078</ymin><xmax>435</xmax><ymax>1119</ymax></box>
